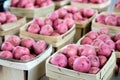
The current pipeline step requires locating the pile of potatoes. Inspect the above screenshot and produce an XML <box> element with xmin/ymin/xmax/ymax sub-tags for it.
<box><xmin>0</xmin><ymin>35</ymin><xmax>47</xmax><ymax>61</ymax></box>
<box><xmin>27</xmin><ymin>17</ymin><xmax>74</xmax><ymax>36</ymax></box>
<box><xmin>96</xmin><ymin>13</ymin><xmax>120</xmax><ymax>26</ymax></box>
<box><xmin>0</xmin><ymin>11</ymin><xmax>17</xmax><ymax>25</ymax></box>
<box><xmin>49</xmin><ymin>6</ymin><xmax>95</xmax><ymax>23</ymax></box>
<box><xmin>50</xmin><ymin>44</ymin><xmax>112</xmax><ymax>74</ymax></box>
<box><xmin>11</xmin><ymin>0</ymin><xmax>53</xmax><ymax>9</ymax></box>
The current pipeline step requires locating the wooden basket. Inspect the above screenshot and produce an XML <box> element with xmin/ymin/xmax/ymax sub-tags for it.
<box><xmin>20</xmin><ymin>21</ymin><xmax>75</xmax><ymax>51</ymax></box>
<box><xmin>92</xmin><ymin>12</ymin><xmax>120</xmax><ymax>37</ymax></box>
<box><xmin>71</xmin><ymin>0</ymin><xmax>111</xmax><ymax>12</ymax></box>
<box><xmin>74</xmin><ymin>10</ymin><xmax>98</xmax><ymax>42</ymax></box>
<box><xmin>46</xmin><ymin>46</ymin><xmax>116</xmax><ymax>80</ymax></box>
<box><xmin>0</xmin><ymin>17</ymin><xmax>26</xmax><ymax>36</ymax></box>
<box><xmin>8</xmin><ymin>3</ymin><xmax>55</xmax><ymax>18</ymax></box>
<box><xmin>0</xmin><ymin>44</ymin><xmax>52</xmax><ymax>80</ymax></box>
<box><xmin>54</xmin><ymin>0</ymin><xmax>70</xmax><ymax>9</ymax></box>
<box><xmin>114</xmin><ymin>7</ymin><xmax>120</xmax><ymax>13</ymax></box>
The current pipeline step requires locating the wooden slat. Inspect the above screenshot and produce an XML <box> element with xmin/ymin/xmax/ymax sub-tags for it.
<box><xmin>71</xmin><ymin>0</ymin><xmax>111</xmax><ymax>12</ymax></box>
<box><xmin>0</xmin><ymin>17</ymin><xmax>26</xmax><ymax>31</ymax></box>
<box><xmin>8</xmin><ymin>3</ymin><xmax>55</xmax><ymax>18</ymax></box>
<box><xmin>3</xmin><ymin>66</ymin><xmax>25</xmax><ymax>80</ymax></box>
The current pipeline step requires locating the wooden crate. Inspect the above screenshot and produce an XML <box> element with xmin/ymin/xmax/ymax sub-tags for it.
<box><xmin>71</xmin><ymin>0</ymin><xmax>111</xmax><ymax>12</ymax></box>
<box><xmin>74</xmin><ymin>10</ymin><xmax>98</xmax><ymax>42</ymax></box>
<box><xmin>20</xmin><ymin>22</ymin><xmax>75</xmax><ymax>51</ymax></box>
<box><xmin>76</xmin><ymin>34</ymin><xmax>86</xmax><ymax>45</ymax></box>
<box><xmin>0</xmin><ymin>17</ymin><xmax>26</xmax><ymax>36</ymax></box>
<box><xmin>54</xmin><ymin>0</ymin><xmax>70</xmax><ymax>9</ymax></box>
<box><xmin>0</xmin><ymin>44</ymin><xmax>52</xmax><ymax>80</ymax></box>
<box><xmin>46</xmin><ymin>45</ymin><xmax>116</xmax><ymax>80</ymax></box>
<box><xmin>8</xmin><ymin>3</ymin><xmax>55</xmax><ymax>18</ymax></box>
<box><xmin>92</xmin><ymin>12</ymin><xmax>120</xmax><ymax>37</ymax></box>
<box><xmin>114</xmin><ymin>7</ymin><xmax>120</xmax><ymax>13</ymax></box>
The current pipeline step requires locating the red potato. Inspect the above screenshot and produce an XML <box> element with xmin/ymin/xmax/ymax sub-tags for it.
<box><xmin>32</xmin><ymin>18</ymin><xmax>44</xmax><ymax>27</ymax></box>
<box><xmin>116</xmin><ymin>3</ymin><xmax>120</xmax><ymax>8</ymax></box>
<box><xmin>6</xmin><ymin>14</ymin><xmax>17</xmax><ymax>23</ymax></box>
<box><xmin>4</xmin><ymin>11</ymin><xmax>12</xmax><ymax>16</ymax></box>
<box><xmin>68</xmin><ymin>55</ymin><xmax>79</xmax><ymax>68</ymax></box>
<box><xmin>33</xmin><ymin>40</ymin><xmax>47</xmax><ymax>54</ymax></box>
<box><xmin>44</xmin><ymin>18</ymin><xmax>53</xmax><ymax>26</ymax></box>
<box><xmin>50</xmin><ymin>53</ymin><xmax>67</xmax><ymax>68</ymax></box>
<box><xmin>97</xmin><ymin>34</ymin><xmax>111</xmax><ymax>42</ymax></box>
<box><xmin>73</xmin><ymin>56</ymin><xmax>91</xmax><ymax>72</ymax></box>
<box><xmin>105</xmin><ymin>40</ymin><xmax>115</xmax><ymax>50</ymax></box>
<box><xmin>63</xmin><ymin>18</ymin><xmax>74</xmax><ymax>29</ymax></box>
<box><xmin>35</xmin><ymin>0</ymin><xmax>44</xmax><ymax>6</ymax></box>
<box><xmin>114</xmin><ymin>33</ymin><xmax>120</xmax><ymax>41</ymax></box>
<box><xmin>72</xmin><ymin>0</ymin><xmax>83</xmax><ymax>2</ymax></box>
<box><xmin>18</xmin><ymin>0</ymin><xmax>29</xmax><ymax>8</ymax></box>
<box><xmin>98</xmin><ymin>55</ymin><xmax>107</xmax><ymax>67</ymax></box>
<box><xmin>81</xmin><ymin>37</ymin><xmax>93</xmax><ymax>45</ymax></box>
<box><xmin>96</xmin><ymin>14</ymin><xmax>106</xmax><ymax>24</ymax></box>
<box><xmin>0</xmin><ymin>51</ymin><xmax>13</xmax><ymax>59</ymax></box>
<box><xmin>89</xmin><ymin>67</ymin><xmax>100</xmax><ymax>74</ymax></box>
<box><xmin>62</xmin><ymin>44</ymin><xmax>78</xmax><ymax>58</ymax></box>
<box><xmin>78</xmin><ymin>45</ymin><xmax>96</xmax><ymax>56</ymax></box>
<box><xmin>47</xmin><ymin>0</ymin><xmax>53</xmax><ymax>5</ymax></box>
<box><xmin>115</xmin><ymin>64</ymin><xmax>119</xmax><ymax>75</ymax></box>
<box><xmin>117</xmin><ymin>16</ymin><xmax>120</xmax><ymax>26</ymax></box>
<box><xmin>6</xmin><ymin>35</ymin><xmax>21</xmax><ymax>46</ymax></box>
<box><xmin>73</xmin><ymin>12</ymin><xmax>83</xmax><ymax>21</ymax></box>
<box><xmin>25</xmin><ymin>2</ymin><xmax>35</xmax><ymax>9</ymax></box>
<box><xmin>98</xmin><ymin>27</ymin><xmax>109</xmax><ymax>35</ymax></box>
<box><xmin>88</xmin><ymin>55</ymin><xmax>100</xmax><ymax>67</ymax></box>
<box><xmin>67</xmin><ymin>6</ymin><xmax>78</xmax><ymax>14</ymax></box>
<box><xmin>115</xmin><ymin>40</ymin><xmax>120</xmax><ymax>51</ymax></box>
<box><xmin>40</xmin><ymin>24</ymin><xmax>53</xmax><ymax>36</ymax></box>
<box><xmin>86</xmin><ymin>31</ymin><xmax>98</xmax><ymax>40</ymax></box>
<box><xmin>90</xmin><ymin>0</ymin><xmax>102</xmax><ymax>4</ymax></box>
<box><xmin>51</xmin><ymin>31</ymin><xmax>60</xmax><ymax>36</ymax></box>
<box><xmin>58</xmin><ymin>8</ymin><xmax>68</xmax><ymax>18</ymax></box>
<box><xmin>56</xmin><ymin>23</ymin><xmax>68</xmax><ymax>34</ymax></box>
<box><xmin>97</xmin><ymin>43</ymin><xmax>112</xmax><ymax>57</ymax></box>
<box><xmin>20</xmin><ymin>54</ymin><xmax>33</xmax><ymax>61</ymax></box>
<box><xmin>0</xmin><ymin>13</ymin><xmax>6</xmax><ymax>24</ymax></box>
<box><xmin>91</xmin><ymin>39</ymin><xmax>104</xmax><ymax>47</ymax></box>
<box><xmin>82</xmin><ymin>8</ymin><xmax>95</xmax><ymax>18</ymax></box>
<box><xmin>13</xmin><ymin>46</ymin><xmax>30</xmax><ymax>59</ymax></box>
<box><xmin>1</xmin><ymin>42</ymin><xmax>15</xmax><ymax>51</ymax></box>
<box><xmin>64</xmin><ymin>13</ymin><xmax>73</xmax><ymax>19</ymax></box>
<box><xmin>40</xmin><ymin>2</ymin><xmax>48</xmax><ymax>7</ymax></box>
<box><xmin>11</xmin><ymin>0</ymin><xmax>19</xmax><ymax>7</ymax></box>
<box><xmin>27</xmin><ymin>23</ymin><xmax>40</xmax><ymax>34</ymax></box>
<box><xmin>53</xmin><ymin>19</ymin><xmax>63</xmax><ymax>30</ymax></box>
<box><xmin>49</xmin><ymin>11</ymin><xmax>59</xmax><ymax>21</ymax></box>
<box><xmin>30</xmin><ymin>54</ymin><xmax>36</xmax><ymax>59</ymax></box>
<box><xmin>105</xmin><ymin>15</ymin><xmax>117</xmax><ymax>26</ymax></box>
<box><xmin>21</xmin><ymin>38</ymin><xmax>35</xmax><ymax>49</ymax></box>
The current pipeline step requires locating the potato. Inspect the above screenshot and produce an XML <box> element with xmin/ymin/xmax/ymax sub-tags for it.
<box><xmin>40</xmin><ymin>24</ymin><xmax>53</xmax><ymax>36</ymax></box>
<box><xmin>33</xmin><ymin>40</ymin><xmax>47</xmax><ymax>54</ymax></box>
<box><xmin>6</xmin><ymin>35</ymin><xmax>21</xmax><ymax>46</ymax></box>
<box><xmin>50</xmin><ymin>53</ymin><xmax>68</xmax><ymax>67</ymax></box>
<box><xmin>0</xmin><ymin>51</ymin><xmax>13</xmax><ymax>59</ymax></box>
<box><xmin>1</xmin><ymin>42</ymin><xmax>15</xmax><ymax>51</ymax></box>
<box><xmin>73</xmin><ymin>56</ymin><xmax>91</xmax><ymax>72</ymax></box>
<box><xmin>13</xmin><ymin>46</ymin><xmax>30</xmax><ymax>59</ymax></box>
